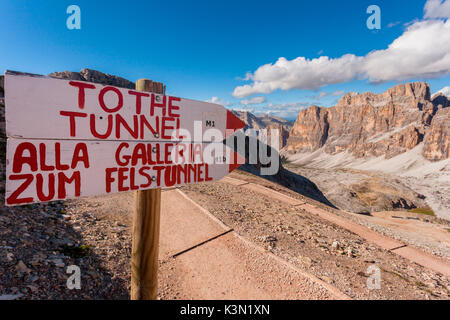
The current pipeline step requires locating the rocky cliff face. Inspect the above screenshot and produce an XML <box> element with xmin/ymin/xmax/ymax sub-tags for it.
<box><xmin>423</xmin><ymin>107</ymin><xmax>449</xmax><ymax>160</ymax></box>
<box><xmin>232</xmin><ymin>111</ymin><xmax>266</xmax><ymax>130</ymax></box>
<box><xmin>232</xmin><ymin>111</ymin><xmax>293</xmax><ymax>148</ymax></box>
<box><xmin>285</xmin><ymin>82</ymin><xmax>449</xmax><ymax>161</ymax></box>
<box><xmin>49</xmin><ymin>69</ymin><xmax>135</xmax><ymax>89</ymax></box>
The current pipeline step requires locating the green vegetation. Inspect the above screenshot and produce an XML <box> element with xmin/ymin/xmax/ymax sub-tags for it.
<box><xmin>408</xmin><ymin>207</ymin><xmax>435</xmax><ymax>216</ymax></box>
<box><xmin>281</xmin><ymin>155</ymin><xmax>290</xmax><ymax>165</ymax></box>
<box><xmin>381</xmin><ymin>267</ymin><xmax>409</xmax><ymax>283</ymax></box>
<box><xmin>61</xmin><ymin>244</ymin><xmax>91</xmax><ymax>258</ymax></box>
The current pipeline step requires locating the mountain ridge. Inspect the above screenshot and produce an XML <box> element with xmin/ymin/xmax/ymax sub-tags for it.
<box><xmin>285</xmin><ymin>82</ymin><xmax>449</xmax><ymax>161</ymax></box>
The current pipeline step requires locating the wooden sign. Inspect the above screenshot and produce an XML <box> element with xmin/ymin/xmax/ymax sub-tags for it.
<box><xmin>5</xmin><ymin>71</ymin><xmax>244</xmax><ymax>142</ymax></box>
<box><xmin>4</xmin><ymin>71</ymin><xmax>246</xmax><ymax>206</ymax></box>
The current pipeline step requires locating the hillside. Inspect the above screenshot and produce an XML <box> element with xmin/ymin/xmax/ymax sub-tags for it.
<box><xmin>282</xmin><ymin>82</ymin><xmax>450</xmax><ymax>218</ymax></box>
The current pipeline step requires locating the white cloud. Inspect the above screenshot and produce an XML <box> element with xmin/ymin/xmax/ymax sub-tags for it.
<box><xmin>232</xmin><ymin>101</ymin><xmax>311</xmax><ymax>120</ymax></box>
<box><xmin>318</xmin><ymin>92</ymin><xmax>328</xmax><ymax>99</ymax></box>
<box><xmin>260</xmin><ymin>102</ymin><xmax>310</xmax><ymax>120</ymax></box>
<box><xmin>233</xmin><ymin>17</ymin><xmax>450</xmax><ymax>98</ymax></box>
<box><xmin>364</xmin><ymin>20</ymin><xmax>450</xmax><ymax>83</ymax></box>
<box><xmin>434</xmin><ymin>86</ymin><xmax>450</xmax><ymax>96</ymax></box>
<box><xmin>206</xmin><ymin>96</ymin><xmax>232</xmax><ymax>106</ymax></box>
<box><xmin>316</xmin><ymin>90</ymin><xmax>345</xmax><ymax>100</ymax></box>
<box><xmin>233</xmin><ymin>54</ymin><xmax>364</xmax><ymax>97</ymax></box>
<box><xmin>387</xmin><ymin>21</ymin><xmax>401</xmax><ymax>28</ymax></box>
<box><xmin>424</xmin><ymin>0</ymin><xmax>450</xmax><ymax>19</ymax></box>
<box><xmin>230</xmin><ymin>106</ymin><xmax>255</xmax><ymax>113</ymax></box>
<box><xmin>240</xmin><ymin>96</ymin><xmax>267</xmax><ymax>105</ymax></box>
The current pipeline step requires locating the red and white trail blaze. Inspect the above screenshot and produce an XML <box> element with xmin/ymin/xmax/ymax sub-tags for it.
<box><xmin>4</xmin><ymin>72</ymin><xmax>246</xmax><ymax>206</ymax></box>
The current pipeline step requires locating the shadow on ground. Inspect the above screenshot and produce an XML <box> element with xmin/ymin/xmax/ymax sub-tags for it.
<box><xmin>225</xmin><ymin>132</ymin><xmax>337</xmax><ymax>209</ymax></box>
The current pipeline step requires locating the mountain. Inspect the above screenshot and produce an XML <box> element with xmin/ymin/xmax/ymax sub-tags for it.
<box><xmin>231</xmin><ymin>110</ymin><xmax>293</xmax><ymax>148</ymax></box>
<box><xmin>285</xmin><ymin>82</ymin><xmax>449</xmax><ymax>161</ymax></box>
<box><xmin>49</xmin><ymin>69</ymin><xmax>135</xmax><ymax>89</ymax></box>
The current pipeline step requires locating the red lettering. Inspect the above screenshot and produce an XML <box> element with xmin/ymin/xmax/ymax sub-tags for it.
<box><xmin>71</xmin><ymin>143</ymin><xmax>90</xmax><ymax>169</ymax></box>
<box><xmin>99</xmin><ymin>86</ymin><xmax>123</xmax><ymax>113</ymax></box>
<box><xmin>116</xmin><ymin>114</ymin><xmax>138</xmax><ymax>139</ymax></box>
<box><xmin>69</xmin><ymin>81</ymin><xmax>96</xmax><ymax>109</ymax></box>
<box><xmin>168</xmin><ymin>96</ymin><xmax>181</xmax><ymax>117</ymax></box>
<box><xmin>187</xmin><ymin>164</ymin><xmax>196</xmax><ymax>183</ymax></box>
<box><xmin>128</xmin><ymin>90</ymin><xmax>149</xmax><ymax>114</ymax></box>
<box><xmin>90</xmin><ymin>114</ymin><xmax>113</xmax><ymax>139</ymax></box>
<box><xmin>57</xmin><ymin>171</ymin><xmax>81</xmax><ymax>199</ymax></box>
<box><xmin>115</xmin><ymin>143</ymin><xmax>130</xmax><ymax>166</ymax></box>
<box><xmin>150</xmin><ymin>94</ymin><xmax>167</xmax><ymax>116</ymax></box>
<box><xmin>6</xmin><ymin>174</ymin><xmax>34</xmax><ymax>205</ymax></box>
<box><xmin>164</xmin><ymin>144</ymin><xmax>173</xmax><ymax>164</ymax></box>
<box><xmin>118</xmin><ymin>167</ymin><xmax>129</xmax><ymax>192</ymax></box>
<box><xmin>139</xmin><ymin>167</ymin><xmax>152</xmax><ymax>188</ymax></box>
<box><xmin>129</xmin><ymin>167</ymin><xmax>139</xmax><ymax>190</ymax></box>
<box><xmin>205</xmin><ymin>164</ymin><xmax>213</xmax><ymax>181</ymax></box>
<box><xmin>177</xmin><ymin>164</ymin><xmax>187</xmax><ymax>184</ymax></box>
<box><xmin>192</xmin><ymin>144</ymin><xmax>203</xmax><ymax>163</ymax></box>
<box><xmin>13</xmin><ymin>142</ymin><xmax>38</xmax><ymax>173</ymax></box>
<box><xmin>175</xmin><ymin>117</ymin><xmax>185</xmax><ymax>139</ymax></box>
<box><xmin>105</xmin><ymin>168</ymin><xmax>117</xmax><ymax>193</ymax></box>
<box><xmin>164</xmin><ymin>166</ymin><xmax>176</xmax><ymax>187</ymax></box>
<box><xmin>55</xmin><ymin>143</ymin><xmax>69</xmax><ymax>170</ymax></box>
<box><xmin>39</xmin><ymin>144</ymin><xmax>55</xmax><ymax>171</ymax></box>
<box><xmin>140</xmin><ymin>115</ymin><xmax>159</xmax><ymax>139</ymax></box>
<box><xmin>197</xmin><ymin>164</ymin><xmax>204</xmax><ymax>182</ymax></box>
<box><xmin>161</xmin><ymin>117</ymin><xmax>175</xmax><ymax>139</ymax></box>
<box><xmin>60</xmin><ymin>111</ymin><xmax>87</xmax><ymax>137</ymax></box>
<box><xmin>131</xmin><ymin>143</ymin><xmax>147</xmax><ymax>166</ymax></box>
<box><xmin>153</xmin><ymin>166</ymin><xmax>165</xmax><ymax>186</ymax></box>
<box><xmin>36</xmin><ymin>173</ymin><xmax>55</xmax><ymax>202</ymax></box>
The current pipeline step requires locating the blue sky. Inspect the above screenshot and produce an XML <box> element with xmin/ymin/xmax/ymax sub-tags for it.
<box><xmin>1</xmin><ymin>0</ymin><xmax>449</xmax><ymax>120</ymax></box>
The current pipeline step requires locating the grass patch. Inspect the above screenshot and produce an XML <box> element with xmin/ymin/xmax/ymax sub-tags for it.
<box><xmin>281</xmin><ymin>155</ymin><xmax>291</xmax><ymax>165</ymax></box>
<box><xmin>381</xmin><ymin>267</ymin><xmax>409</xmax><ymax>283</ymax></box>
<box><xmin>408</xmin><ymin>207</ymin><xmax>435</xmax><ymax>216</ymax></box>
<box><xmin>415</xmin><ymin>281</ymin><xmax>425</xmax><ymax>287</ymax></box>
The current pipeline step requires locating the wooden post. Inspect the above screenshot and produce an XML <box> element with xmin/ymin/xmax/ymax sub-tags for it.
<box><xmin>131</xmin><ymin>79</ymin><xmax>165</xmax><ymax>300</ymax></box>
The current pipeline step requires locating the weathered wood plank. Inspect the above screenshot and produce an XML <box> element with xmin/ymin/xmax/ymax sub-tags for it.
<box><xmin>132</xmin><ymin>78</ymin><xmax>163</xmax><ymax>301</ymax></box>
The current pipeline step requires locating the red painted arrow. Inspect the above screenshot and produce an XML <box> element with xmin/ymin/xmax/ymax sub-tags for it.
<box><xmin>226</xmin><ymin>110</ymin><xmax>247</xmax><ymax>133</ymax></box>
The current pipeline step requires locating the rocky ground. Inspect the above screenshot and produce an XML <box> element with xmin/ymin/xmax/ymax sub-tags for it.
<box><xmin>181</xmin><ymin>171</ymin><xmax>450</xmax><ymax>300</ymax></box>
<box><xmin>282</xmin><ymin>146</ymin><xmax>450</xmax><ymax>219</ymax></box>
<box><xmin>283</xmin><ymin>163</ymin><xmax>439</xmax><ymax>214</ymax></box>
<box><xmin>0</xmin><ymin>170</ymin><xmax>449</xmax><ymax>300</ymax></box>
<box><xmin>0</xmin><ymin>200</ymin><xmax>131</xmax><ymax>299</ymax></box>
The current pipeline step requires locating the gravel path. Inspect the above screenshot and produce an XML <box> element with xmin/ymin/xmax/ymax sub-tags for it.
<box><xmin>1</xmin><ymin>171</ymin><xmax>448</xmax><ymax>299</ymax></box>
<box><xmin>182</xmin><ymin>173</ymin><xmax>450</xmax><ymax>299</ymax></box>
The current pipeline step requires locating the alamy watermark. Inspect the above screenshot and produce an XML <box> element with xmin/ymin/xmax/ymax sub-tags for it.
<box><xmin>66</xmin><ymin>5</ymin><xmax>81</xmax><ymax>30</ymax></box>
<box><xmin>366</xmin><ymin>265</ymin><xmax>381</xmax><ymax>290</ymax></box>
<box><xmin>367</xmin><ymin>5</ymin><xmax>381</xmax><ymax>30</ymax></box>
<box><xmin>164</xmin><ymin>122</ymin><xmax>281</xmax><ymax>176</ymax></box>
<box><xmin>66</xmin><ymin>265</ymin><xmax>81</xmax><ymax>290</ymax></box>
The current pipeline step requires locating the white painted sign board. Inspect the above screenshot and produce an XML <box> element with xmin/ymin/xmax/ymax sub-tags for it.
<box><xmin>4</xmin><ymin>71</ymin><xmax>246</xmax><ymax>206</ymax></box>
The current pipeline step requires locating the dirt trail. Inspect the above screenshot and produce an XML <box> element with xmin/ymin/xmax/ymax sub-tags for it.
<box><xmin>159</xmin><ymin>189</ymin><xmax>345</xmax><ymax>299</ymax></box>
<box><xmin>5</xmin><ymin>171</ymin><xmax>447</xmax><ymax>299</ymax></box>
<box><xmin>181</xmin><ymin>172</ymin><xmax>450</xmax><ymax>299</ymax></box>
<box><xmin>63</xmin><ymin>172</ymin><xmax>449</xmax><ymax>299</ymax></box>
